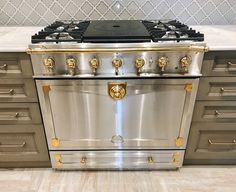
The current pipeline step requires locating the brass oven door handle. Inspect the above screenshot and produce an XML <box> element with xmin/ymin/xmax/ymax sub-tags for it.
<box><xmin>0</xmin><ymin>112</ymin><xmax>19</xmax><ymax>118</ymax></box>
<box><xmin>227</xmin><ymin>62</ymin><xmax>236</xmax><ymax>71</ymax></box>
<box><xmin>215</xmin><ymin>110</ymin><xmax>236</xmax><ymax>118</ymax></box>
<box><xmin>0</xmin><ymin>64</ymin><xmax>8</xmax><ymax>70</ymax></box>
<box><xmin>0</xmin><ymin>141</ymin><xmax>26</xmax><ymax>148</ymax></box>
<box><xmin>0</xmin><ymin>89</ymin><xmax>14</xmax><ymax>95</ymax></box>
<box><xmin>208</xmin><ymin>139</ymin><xmax>236</xmax><ymax>145</ymax></box>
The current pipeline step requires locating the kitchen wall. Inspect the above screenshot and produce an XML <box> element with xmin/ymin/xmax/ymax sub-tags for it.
<box><xmin>0</xmin><ymin>0</ymin><xmax>236</xmax><ymax>25</ymax></box>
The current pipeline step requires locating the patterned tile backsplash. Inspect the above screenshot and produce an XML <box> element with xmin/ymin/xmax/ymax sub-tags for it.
<box><xmin>0</xmin><ymin>0</ymin><xmax>236</xmax><ymax>25</ymax></box>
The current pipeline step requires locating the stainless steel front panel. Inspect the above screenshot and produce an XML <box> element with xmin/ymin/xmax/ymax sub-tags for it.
<box><xmin>50</xmin><ymin>150</ymin><xmax>184</xmax><ymax>170</ymax></box>
<box><xmin>36</xmin><ymin>78</ymin><xmax>198</xmax><ymax>150</ymax></box>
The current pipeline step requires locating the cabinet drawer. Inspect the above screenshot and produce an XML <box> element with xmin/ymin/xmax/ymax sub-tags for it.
<box><xmin>0</xmin><ymin>103</ymin><xmax>41</xmax><ymax>124</ymax></box>
<box><xmin>193</xmin><ymin>101</ymin><xmax>236</xmax><ymax>122</ymax></box>
<box><xmin>0</xmin><ymin>125</ymin><xmax>49</xmax><ymax>162</ymax></box>
<box><xmin>50</xmin><ymin>150</ymin><xmax>184</xmax><ymax>170</ymax></box>
<box><xmin>0</xmin><ymin>79</ymin><xmax>37</xmax><ymax>102</ymax></box>
<box><xmin>185</xmin><ymin>123</ymin><xmax>236</xmax><ymax>164</ymax></box>
<box><xmin>197</xmin><ymin>77</ymin><xmax>236</xmax><ymax>100</ymax></box>
<box><xmin>0</xmin><ymin>53</ymin><xmax>33</xmax><ymax>78</ymax></box>
<box><xmin>202</xmin><ymin>51</ymin><xmax>236</xmax><ymax>76</ymax></box>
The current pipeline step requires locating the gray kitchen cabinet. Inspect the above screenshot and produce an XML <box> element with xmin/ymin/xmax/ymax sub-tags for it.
<box><xmin>0</xmin><ymin>52</ymin><xmax>50</xmax><ymax>168</ymax></box>
<box><xmin>185</xmin><ymin>51</ymin><xmax>236</xmax><ymax>165</ymax></box>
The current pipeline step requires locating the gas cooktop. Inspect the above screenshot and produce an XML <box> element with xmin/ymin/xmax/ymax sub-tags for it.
<box><xmin>32</xmin><ymin>20</ymin><xmax>204</xmax><ymax>44</ymax></box>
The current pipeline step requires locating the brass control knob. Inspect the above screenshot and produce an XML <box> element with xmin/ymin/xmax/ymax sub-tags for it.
<box><xmin>135</xmin><ymin>58</ymin><xmax>145</xmax><ymax>74</ymax></box>
<box><xmin>43</xmin><ymin>57</ymin><xmax>55</xmax><ymax>74</ymax></box>
<box><xmin>66</xmin><ymin>57</ymin><xmax>76</xmax><ymax>75</ymax></box>
<box><xmin>89</xmin><ymin>58</ymin><xmax>99</xmax><ymax>74</ymax></box>
<box><xmin>180</xmin><ymin>56</ymin><xmax>191</xmax><ymax>73</ymax></box>
<box><xmin>112</xmin><ymin>58</ymin><xmax>122</xmax><ymax>75</ymax></box>
<box><xmin>158</xmin><ymin>57</ymin><xmax>169</xmax><ymax>72</ymax></box>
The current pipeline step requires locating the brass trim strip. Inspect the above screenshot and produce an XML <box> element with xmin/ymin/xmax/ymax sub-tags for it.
<box><xmin>26</xmin><ymin>46</ymin><xmax>209</xmax><ymax>54</ymax></box>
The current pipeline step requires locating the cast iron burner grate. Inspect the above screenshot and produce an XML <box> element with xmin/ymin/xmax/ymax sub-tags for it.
<box><xmin>31</xmin><ymin>20</ymin><xmax>204</xmax><ymax>43</ymax></box>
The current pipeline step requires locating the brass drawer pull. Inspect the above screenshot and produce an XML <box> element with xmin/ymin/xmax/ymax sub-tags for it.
<box><xmin>208</xmin><ymin>139</ymin><xmax>236</xmax><ymax>145</ymax></box>
<box><xmin>220</xmin><ymin>88</ymin><xmax>236</xmax><ymax>93</ymax></box>
<box><xmin>215</xmin><ymin>110</ymin><xmax>236</xmax><ymax>118</ymax></box>
<box><xmin>80</xmin><ymin>156</ymin><xmax>87</xmax><ymax>165</ymax></box>
<box><xmin>227</xmin><ymin>62</ymin><xmax>236</xmax><ymax>71</ymax></box>
<box><xmin>0</xmin><ymin>64</ymin><xmax>8</xmax><ymax>70</ymax></box>
<box><xmin>0</xmin><ymin>89</ymin><xmax>14</xmax><ymax>95</ymax></box>
<box><xmin>147</xmin><ymin>156</ymin><xmax>154</xmax><ymax>164</ymax></box>
<box><xmin>0</xmin><ymin>141</ymin><xmax>26</xmax><ymax>148</ymax></box>
<box><xmin>0</xmin><ymin>112</ymin><xmax>19</xmax><ymax>118</ymax></box>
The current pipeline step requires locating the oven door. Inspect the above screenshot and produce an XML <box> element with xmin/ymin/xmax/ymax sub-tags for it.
<box><xmin>36</xmin><ymin>78</ymin><xmax>198</xmax><ymax>150</ymax></box>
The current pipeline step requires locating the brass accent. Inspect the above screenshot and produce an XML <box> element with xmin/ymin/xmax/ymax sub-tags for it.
<box><xmin>80</xmin><ymin>156</ymin><xmax>87</xmax><ymax>165</ymax></box>
<box><xmin>158</xmin><ymin>57</ymin><xmax>169</xmax><ymax>72</ymax></box>
<box><xmin>43</xmin><ymin>57</ymin><xmax>55</xmax><ymax>73</ymax></box>
<box><xmin>54</xmin><ymin>154</ymin><xmax>62</xmax><ymax>167</ymax></box>
<box><xmin>42</xmin><ymin>85</ymin><xmax>51</xmax><ymax>93</ymax></box>
<box><xmin>112</xmin><ymin>58</ymin><xmax>122</xmax><ymax>75</ymax></box>
<box><xmin>208</xmin><ymin>139</ymin><xmax>236</xmax><ymax>145</ymax></box>
<box><xmin>0</xmin><ymin>64</ymin><xmax>8</xmax><ymax>70</ymax></box>
<box><xmin>26</xmin><ymin>46</ymin><xmax>209</xmax><ymax>54</ymax></box>
<box><xmin>180</xmin><ymin>56</ymin><xmax>191</xmax><ymax>73</ymax></box>
<box><xmin>147</xmin><ymin>156</ymin><xmax>154</xmax><ymax>164</ymax></box>
<box><xmin>52</xmin><ymin>138</ymin><xmax>60</xmax><ymax>147</ymax></box>
<box><xmin>135</xmin><ymin>58</ymin><xmax>145</xmax><ymax>73</ymax></box>
<box><xmin>175</xmin><ymin>137</ymin><xmax>184</xmax><ymax>147</ymax></box>
<box><xmin>184</xmin><ymin>84</ymin><xmax>193</xmax><ymax>92</ymax></box>
<box><xmin>172</xmin><ymin>152</ymin><xmax>180</xmax><ymax>167</ymax></box>
<box><xmin>0</xmin><ymin>89</ymin><xmax>14</xmax><ymax>95</ymax></box>
<box><xmin>66</xmin><ymin>57</ymin><xmax>76</xmax><ymax>76</ymax></box>
<box><xmin>89</xmin><ymin>58</ymin><xmax>99</xmax><ymax>74</ymax></box>
<box><xmin>108</xmin><ymin>82</ymin><xmax>127</xmax><ymax>100</ymax></box>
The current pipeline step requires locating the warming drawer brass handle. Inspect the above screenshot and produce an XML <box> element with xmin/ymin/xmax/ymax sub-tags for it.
<box><xmin>208</xmin><ymin>139</ymin><xmax>236</xmax><ymax>145</ymax></box>
<box><xmin>0</xmin><ymin>64</ymin><xmax>8</xmax><ymax>70</ymax></box>
<box><xmin>220</xmin><ymin>88</ymin><xmax>236</xmax><ymax>93</ymax></box>
<box><xmin>147</xmin><ymin>156</ymin><xmax>154</xmax><ymax>164</ymax></box>
<box><xmin>227</xmin><ymin>62</ymin><xmax>236</xmax><ymax>71</ymax></box>
<box><xmin>80</xmin><ymin>156</ymin><xmax>87</xmax><ymax>165</ymax></box>
<box><xmin>0</xmin><ymin>89</ymin><xmax>14</xmax><ymax>95</ymax></box>
<box><xmin>0</xmin><ymin>141</ymin><xmax>26</xmax><ymax>148</ymax></box>
<box><xmin>0</xmin><ymin>112</ymin><xmax>19</xmax><ymax>118</ymax></box>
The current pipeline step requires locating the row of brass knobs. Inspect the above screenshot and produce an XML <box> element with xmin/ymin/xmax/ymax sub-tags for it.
<box><xmin>43</xmin><ymin>56</ymin><xmax>191</xmax><ymax>75</ymax></box>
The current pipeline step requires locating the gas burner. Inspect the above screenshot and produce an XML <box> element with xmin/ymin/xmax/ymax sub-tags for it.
<box><xmin>31</xmin><ymin>20</ymin><xmax>204</xmax><ymax>43</ymax></box>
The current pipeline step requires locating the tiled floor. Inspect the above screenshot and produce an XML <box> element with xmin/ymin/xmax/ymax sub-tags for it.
<box><xmin>0</xmin><ymin>167</ymin><xmax>235</xmax><ymax>192</ymax></box>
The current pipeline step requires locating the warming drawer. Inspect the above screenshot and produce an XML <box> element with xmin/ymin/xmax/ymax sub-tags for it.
<box><xmin>50</xmin><ymin>150</ymin><xmax>184</xmax><ymax>170</ymax></box>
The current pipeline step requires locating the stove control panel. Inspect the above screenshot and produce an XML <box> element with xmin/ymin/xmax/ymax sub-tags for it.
<box><xmin>38</xmin><ymin>51</ymin><xmax>201</xmax><ymax>77</ymax></box>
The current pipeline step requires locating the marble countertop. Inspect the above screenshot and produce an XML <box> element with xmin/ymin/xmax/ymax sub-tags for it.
<box><xmin>0</xmin><ymin>25</ymin><xmax>235</xmax><ymax>52</ymax></box>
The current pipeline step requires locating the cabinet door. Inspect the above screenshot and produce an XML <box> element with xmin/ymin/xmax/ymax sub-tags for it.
<box><xmin>185</xmin><ymin>122</ymin><xmax>236</xmax><ymax>165</ymax></box>
<box><xmin>0</xmin><ymin>53</ymin><xmax>33</xmax><ymax>78</ymax></box>
<box><xmin>193</xmin><ymin>101</ymin><xmax>236</xmax><ymax>123</ymax></box>
<box><xmin>0</xmin><ymin>125</ymin><xmax>49</xmax><ymax>164</ymax></box>
<box><xmin>202</xmin><ymin>51</ymin><xmax>236</xmax><ymax>76</ymax></box>
<box><xmin>0</xmin><ymin>79</ymin><xmax>37</xmax><ymax>102</ymax></box>
<box><xmin>197</xmin><ymin>77</ymin><xmax>236</xmax><ymax>100</ymax></box>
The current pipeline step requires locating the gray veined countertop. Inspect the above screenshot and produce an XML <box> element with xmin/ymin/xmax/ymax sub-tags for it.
<box><xmin>0</xmin><ymin>25</ymin><xmax>236</xmax><ymax>52</ymax></box>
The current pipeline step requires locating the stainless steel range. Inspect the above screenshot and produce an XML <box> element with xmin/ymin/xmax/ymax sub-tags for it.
<box><xmin>27</xmin><ymin>20</ymin><xmax>208</xmax><ymax>170</ymax></box>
